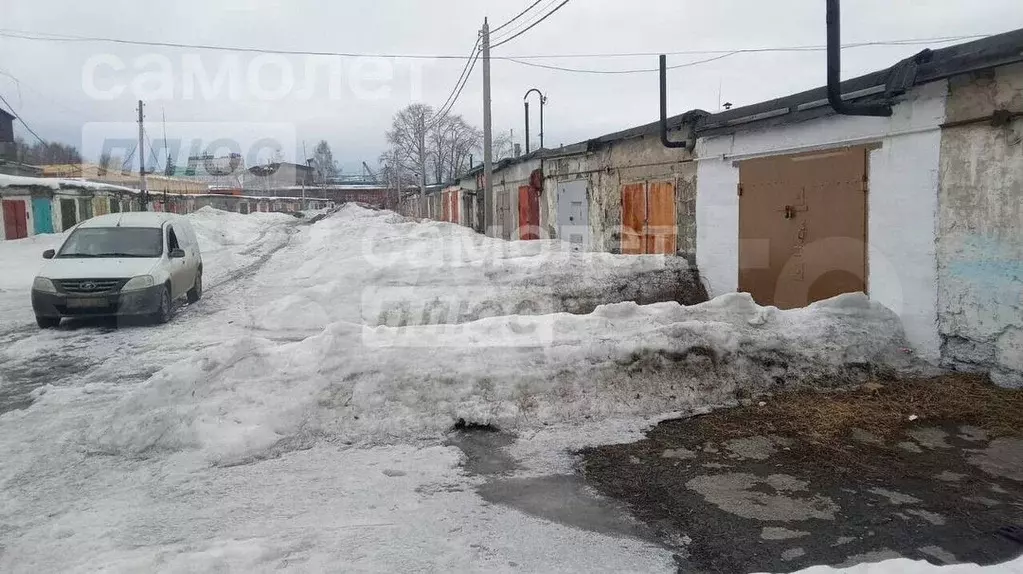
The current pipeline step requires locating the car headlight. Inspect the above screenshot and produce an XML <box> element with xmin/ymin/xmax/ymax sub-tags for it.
<box><xmin>121</xmin><ymin>275</ymin><xmax>155</xmax><ymax>292</ymax></box>
<box><xmin>32</xmin><ymin>277</ymin><xmax>57</xmax><ymax>294</ymax></box>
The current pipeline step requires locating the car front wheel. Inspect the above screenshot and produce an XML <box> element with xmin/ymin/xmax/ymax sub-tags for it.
<box><xmin>152</xmin><ymin>286</ymin><xmax>173</xmax><ymax>324</ymax></box>
<box><xmin>36</xmin><ymin>316</ymin><xmax>60</xmax><ymax>329</ymax></box>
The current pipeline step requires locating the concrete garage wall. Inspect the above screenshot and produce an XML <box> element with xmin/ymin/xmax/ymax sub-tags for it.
<box><xmin>938</xmin><ymin>64</ymin><xmax>1023</xmax><ymax>387</ymax></box>
<box><xmin>542</xmin><ymin>133</ymin><xmax>696</xmax><ymax>256</ymax></box>
<box><xmin>696</xmin><ymin>81</ymin><xmax>948</xmax><ymax>361</ymax></box>
<box><xmin>490</xmin><ymin>159</ymin><xmax>538</xmax><ymax>240</ymax></box>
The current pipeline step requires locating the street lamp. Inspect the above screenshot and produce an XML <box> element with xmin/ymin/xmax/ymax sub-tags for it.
<box><xmin>523</xmin><ymin>88</ymin><xmax>547</xmax><ymax>155</ymax></box>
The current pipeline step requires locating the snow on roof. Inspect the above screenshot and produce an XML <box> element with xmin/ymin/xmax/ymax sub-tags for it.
<box><xmin>0</xmin><ymin>173</ymin><xmax>138</xmax><ymax>193</ymax></box>
<box><xmin>78</xmin><ymin>211</ymin><xmax>179</xmax><ymax>229</ymax></box>
<box><xmin>274</xmin><ymin>185</ymin><xmax>390</xmax><ymax>191</ymax></box>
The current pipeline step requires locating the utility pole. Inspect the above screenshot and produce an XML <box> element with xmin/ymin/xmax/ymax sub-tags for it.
<box><xmin>137</xmin><ymin>100</ymin><xmax>149</xmax><ymax>211</ymax></box>
<box><xmin>301</xmin><ymin>140</ymin><xmax>308</xmax><ymax>210</ymax></box>
<box><xmin>481</xmin><ymin>18</ymin><xmax>494</xmax><ymax>236</ymax></box>
<box><xmin>161</xmin><ymin>107</ymin><xmax>169</xmax><ymax>174</ymax></box>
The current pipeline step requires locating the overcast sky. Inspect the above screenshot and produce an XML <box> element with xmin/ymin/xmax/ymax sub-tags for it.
<box><xmin>3</xmin><ymin>0</ymin><xmax>1022</xmax><ymax>172</ymax></box>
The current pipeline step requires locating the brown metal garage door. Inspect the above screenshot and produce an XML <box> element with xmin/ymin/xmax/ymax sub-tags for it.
<box><xmin>738</xmin><ymin>147</ymin><xmax>867</xmax><ymax>309</ymax></box>
<box><xmin>621</xmin><ymin>181</ymin><xmax>677</xmax><ymax>255</ymax></box>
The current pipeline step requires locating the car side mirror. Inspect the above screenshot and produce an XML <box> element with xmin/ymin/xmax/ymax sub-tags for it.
<box><xmin>169</xmin><ymin>248</ymin><xmax>186</xmax><ymax>258</ymax></box>
<box><xmin>43</xmin><ymin>249</ymin><xmax>55</xmax><ymax>259</ymax></box>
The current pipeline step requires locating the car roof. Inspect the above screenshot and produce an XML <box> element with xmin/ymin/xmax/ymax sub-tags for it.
<box><xmin>78</xmin><ymin>212</ymin><xmax>183</xmax><ymax>229</ymax></box>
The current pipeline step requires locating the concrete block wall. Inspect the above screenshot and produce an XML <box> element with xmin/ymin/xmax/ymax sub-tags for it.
<box><xmin>542</xmin><ymin>133</ymin><xmax>696</xmax><ymax>256</ymax></box>
<box><xmin>937</xmin><ymin>63</ymin><xmax>1023</xmax><ymax>387</ymax></box>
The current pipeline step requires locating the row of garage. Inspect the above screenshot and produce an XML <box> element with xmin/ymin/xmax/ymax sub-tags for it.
<box><xmin>0</xmin><ymin>181</ymin><xmax>141</xmax><ymax>241</ymax></box>
<box><xmin>397</xmin><ymin>34</ymin><xmax>1023</xmax><ymax>387</ymax></box>
<box><xmin>0</xmin><ymin>175</ymin><xmax>334</xmax><ymax>241</ymax></box>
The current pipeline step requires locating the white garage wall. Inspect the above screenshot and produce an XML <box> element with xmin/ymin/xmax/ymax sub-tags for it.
<box><xmin>695</xmin><ymin>81</ymin><xmax>948</xmax><ymax>361</ymax></box>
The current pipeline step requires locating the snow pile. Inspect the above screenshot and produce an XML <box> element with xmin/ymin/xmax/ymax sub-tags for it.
<box><xmin>778</xmin><ymin>556</ymin><xmax>1023</xmax><ymax>573</ymax></box>
<box><xmin>0</xmin><ymin>233</ymin><xmax>66</xmax><ymax>329</ymax></box>
<box><xmin>251</xmin><ymin>204</ymin><xmax>706</xmax><ymax>333</ymax></box>
<box><xmin>84</xmin><ymin>289</ymin><xmax>909</xmax><ymax>466</ymax></box>
<box><xmin>187</xmin><ymin>206</ymin><xmax>296</xmax><ymax>287</ymax></box>
<box><xmin>0</xmin><ymin>173</ymin><xmax>136</xmax><ymax>192</ymax></box>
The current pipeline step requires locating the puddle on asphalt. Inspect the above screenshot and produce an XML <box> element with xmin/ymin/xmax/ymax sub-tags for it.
<box><xmin>477</xmin><ymin>474</ymin><xmax>658</xmax><ymax>542</ymax></box>
<box><xmin>445</xmin><ymin>428</ymin><xmax>519</xmax><ymax>476</ymax></box>
<box><xmin>0</xmin><ymin>353</ymin><xmax>100</xmax><ymax>414</ymax></box>
<box><xmin>446</xmin><ymin>428</ymin><xmax>661</xmax><ymax>545</ymax></box>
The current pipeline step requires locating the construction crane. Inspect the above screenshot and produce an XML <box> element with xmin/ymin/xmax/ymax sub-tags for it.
<box><xmin>362</xmin><ymin>161</ymin><xmax>379</xmax><ymax>184</ymax></box>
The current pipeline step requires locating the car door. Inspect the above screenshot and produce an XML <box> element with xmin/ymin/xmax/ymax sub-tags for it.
<box><xmin>165</xmin><ymin>224</ymin><xmax>189</xmax><ymax>298</ymax></box>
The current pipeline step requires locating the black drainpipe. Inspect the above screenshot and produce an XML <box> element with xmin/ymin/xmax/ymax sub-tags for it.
<box><xmin>659</xmin><ymin>55</ymin><xmax>688</xmax><ymax>148</ymax></box>
<box><xmin>827</xmin><ymin>0</ymin><xmax>892</xmax><ymax>117</ymax></box>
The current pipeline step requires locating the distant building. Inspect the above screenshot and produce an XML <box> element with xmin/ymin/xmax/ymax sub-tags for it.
<box><xmin>160</xmin><ymin>153</ymin><xmax>248</xmax><ymax>191</ymax></box>
<box><xmin>38</xmin><ymin>164</ymin><xmax>208</xmax><ymax>195</ymax></box>
<box><xmin>243</xmin><ymin>162</ymin><xmax>315</xmax><ymax>195</ymax></box>
<box><xmin>0</xmin><ymin>107</ymin><xmax>14</xmax><ymax>161</ymax></box>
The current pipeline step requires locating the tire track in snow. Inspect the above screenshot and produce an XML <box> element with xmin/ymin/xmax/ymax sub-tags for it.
<box><xmin>0</xmin><ymin>217</ymin><xmax>303</xmax><ymax>415</ymax></box>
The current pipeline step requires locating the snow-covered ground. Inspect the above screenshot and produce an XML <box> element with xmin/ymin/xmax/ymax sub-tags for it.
<box><xmin>0</xmin><ymin>206</ymin><xmax>1016</xmax><ymax>573</ymax></box>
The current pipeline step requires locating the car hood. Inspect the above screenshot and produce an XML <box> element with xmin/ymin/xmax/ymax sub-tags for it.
<box><xmin>38</xmin><ymin>257</ymin><xmax>161</xmax><ymax>280</ymax></box>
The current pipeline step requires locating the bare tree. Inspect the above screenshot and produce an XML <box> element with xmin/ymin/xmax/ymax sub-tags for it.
<box><xmin>311</xmin><ymin>140</ymin><xmax>340</xmax><ymax>183</ymax></box>
<box><xmin>98</xmin><ymin>152</ymin><xmax>112</xmax><ymax>176</ymax></box>
<box><xmin>12</xmin><ymin>137</ymin><xmax>83</xmax><ymax>165</ymax></box>
<box><xmin>378</xmin><ymin>147</ymin><xmax>416</xmax><ymax>196</ymax></box>
<box><xmin>428</xmin><ymin>115</ymin><xmax>482</xmax><ymax>183</ymax></box>
<box><xmin>491</xmin><ymin>130</ymin><xmax>515</xmax><ymax>162</ymax></box>
<box><xmin>386</xmin><ymin>103</ymin><xmax>434</xmax><ymax>195</ymax></box>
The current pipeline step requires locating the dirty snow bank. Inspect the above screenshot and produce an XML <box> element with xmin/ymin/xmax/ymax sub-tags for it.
<box><xmin>779</xmin><ymin>555</ymin><xmax>1023</xmax><ymax>573</ymax></box>
<box><xmin>251</xmin><ymin>204</ymin><xmax>706</xmax><ymax>333</ymax></box>
<box><xmin>84</xmin><ymin>289</ymin><xmax>910</xmax><ymax>465</ymax></box>
<box><xmin>0</xmin><ymin>234</ymin><xmax>66</xmax><ymax>330</ymax></box>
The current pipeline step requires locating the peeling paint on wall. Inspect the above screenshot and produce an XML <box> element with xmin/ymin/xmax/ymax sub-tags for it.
<box><xmin>938</xmin><ymin>63</ymin><xmax>1023</xmax><ymax>387</ymax></box>
<box><xmin>542</xmin><ymin>133</ymin><xmax>696</xmax><ymax>257</ymax></box>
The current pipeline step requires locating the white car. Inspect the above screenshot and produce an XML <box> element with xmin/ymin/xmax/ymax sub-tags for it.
<box><xmin>30</xmin><ymin>212</ymin><xmax>203</xmax><ymax>328</ymax></box>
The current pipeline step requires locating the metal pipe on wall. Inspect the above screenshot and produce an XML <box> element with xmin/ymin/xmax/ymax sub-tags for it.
<box><xmin>659</xmin><ymin>55</ymin><xmax>688</xmax><ymax>149</ymax></box>
<box><xmin>826</xmin><ymin>0</ymin><xmax>892</xmax><ymax>117</ymax></box>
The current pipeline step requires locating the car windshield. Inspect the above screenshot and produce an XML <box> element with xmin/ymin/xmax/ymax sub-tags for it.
<box><xmin>57</xmin><ymin>227</ymin><xmax>163</xmax><ymax>258</ymax></box>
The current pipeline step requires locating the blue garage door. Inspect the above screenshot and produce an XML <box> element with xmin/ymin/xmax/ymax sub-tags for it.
<box><xmin>32</xmin><ymin>198</ymin><xmax>54</xmax><ymax>234</ymax></box>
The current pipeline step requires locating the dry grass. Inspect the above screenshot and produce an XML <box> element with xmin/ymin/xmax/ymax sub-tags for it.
<box><xmin>700</xmin><ymin>373</ymin><xmax>1023</xmax><ymax>444</ymax></box>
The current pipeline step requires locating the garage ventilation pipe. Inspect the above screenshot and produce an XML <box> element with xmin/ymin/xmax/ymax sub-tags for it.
<box><xmin>826</xmin><ymin>0</ymin><xmax>893</xmax><ymax>117</ymax></box>
<box><xmin>659</xmin><ymin>55</ymin><xmax>689</xmax><ymax>149</ymax></box>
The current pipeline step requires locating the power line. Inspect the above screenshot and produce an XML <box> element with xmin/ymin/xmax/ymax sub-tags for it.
<box><xmin>0</xmin><ymin>91</ymin><xmax>46</xmax><ymax>145</ymax></box>
<box><xmin>505</xmin><ymin>34</ymin><xmax>991</xmax><ymax>59</ymax></box>
<box><xmin>143</xmin><ymin>127</ymin><xmax>162</xmax><ymax>173</ymax></box>
<box><xmin>121</xmin><ymin>142</ymin><xmax>138</xmax><ymax>172</ymax></box>
<box><xmin>491</xmin><ymin>0</ymin><xmax>546</xmax><ymax>34</ymax></box>
<box><xmin>500</xmin><ymin>35</ymin><xmax>988</xmax><ymax>74</ymax></box>
<box><xmin>491</xmin><ymin>0</ymin><xmax>572</xmax><ymax>50</ymax></box>
<box><xmin>0</xmin><ymin>27</ymin><xmax>991</xmax><ymax>62</ymax></box>
<box><xmin>490</xmin><ymin>0</ymin><xmax>560</xmax><ymax>44</ymax></box>
<box><xmin>431</xmin><ymin>36</ymin><xmax>481</xmax><ymax>124</ymax></box>
<box><xmin>0</xmin><ymin>28</ymin><xmax>472</xmax><ymax>60</ymax></box>
<box><xmin>0</xmin><ymin>68</ymin><xmax>86</xmax><ymax>116</ymax></box>
<box><xmin>432</xmin><ymin>49</ymin><xmax>481</xmax><ymax>124</ymax></box>
<box><xmin>505</xmin><ymin>52</ymin><xmax>737</xmax><ymax>74</ymax></box>
<box><xmin>0</xmin><ymin>69</ymin><xmax>22</xmax><ymax>109</ymax></box>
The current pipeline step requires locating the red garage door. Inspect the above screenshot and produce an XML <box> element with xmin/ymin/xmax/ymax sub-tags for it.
<box><xmin>3</xmin><ymin>200</ymin><xmax>29</xmax><ymax>240</ymax></box>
